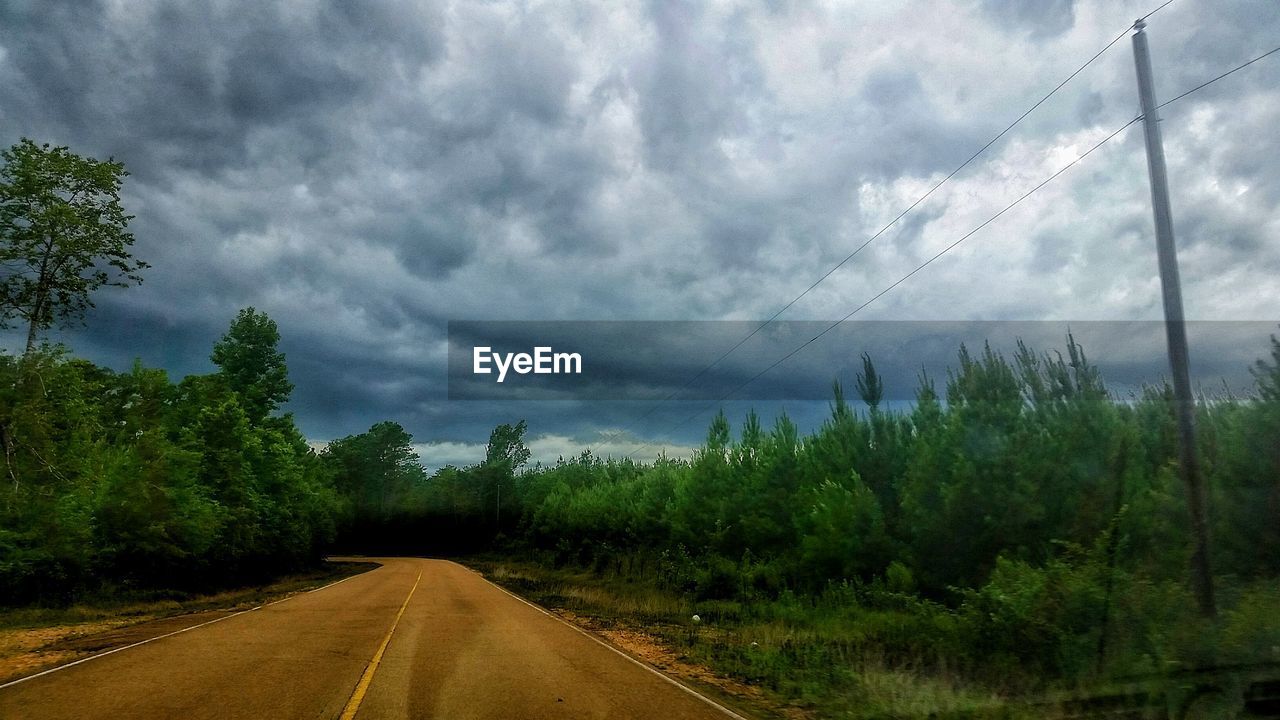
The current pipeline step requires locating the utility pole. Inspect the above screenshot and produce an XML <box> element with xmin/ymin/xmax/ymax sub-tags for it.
<box><xmin>1132</xmin><ymin>18</ymin><xmax>1215</xmax><ymax>618</ymax></box>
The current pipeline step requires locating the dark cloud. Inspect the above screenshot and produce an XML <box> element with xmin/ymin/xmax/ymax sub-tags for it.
<box><xmin>0</xmin><ymin>2</ymin><xmax>443</xmax><ymax>181</ymax></box>
<box><xmin>2</xmin><ymin>0</ymin><xmax>1278</xmax><ymax>463</ymax></box>
<box><xmin>981</xmin><ymin>0</ymin><xmax>1077</xmax><ymax>39</ymax></box>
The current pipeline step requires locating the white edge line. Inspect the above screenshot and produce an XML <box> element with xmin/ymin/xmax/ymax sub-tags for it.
<box><xmin>304</xmin><ymin>570</ymin><xmax>363</xmax><ymax>595</ymax></box>
<box><xmin>0</xmin><ymin>568</ymin><xmax>372</xmax><ymax>691</ymax></box>
<box><xmin>468</xmin><ymin>566</ymin><xmax>753</xmax><ymax>720</ymax></box>
<box><xmin>0</xmin><ymin>606</ymin><xmax>257</xmax><ymax>691</ymax></box>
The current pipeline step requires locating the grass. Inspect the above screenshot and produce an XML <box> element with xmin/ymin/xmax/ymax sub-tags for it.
<box><xmin>468</xmin><ymin>557</ymin><xmax>1045</xmax><ymax>719</ymax></box>
<box><xmin>470</xmin><ymin>555</ymin><xmax>1280</xmax><ymax>719</ymax></box>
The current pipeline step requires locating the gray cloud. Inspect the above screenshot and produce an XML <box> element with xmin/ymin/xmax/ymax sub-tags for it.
<box><xmin>981</xmin><ymin>0</ymin><xmax>1077</xmax><ymax>39</ymax></box>
<box><xmin>1</xmin><ymin>0</ymin><xmax>1278</xmax><ymax>452</ymax></box>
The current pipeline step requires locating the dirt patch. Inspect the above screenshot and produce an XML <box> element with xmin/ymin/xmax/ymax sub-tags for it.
<box><xmin>553</xmin><ymin>609</ymin><xmax>814</xmax><ymax>720</ymax></box>
<box><xmin>0</xmin><ymin>609</ymin><xmax>245</xmax><ymax>685</ymax></box>
<box><xmin>0</xmin><ymin>561</ymin><xmax>375</xmax><ymax>686</ymax></box>
<box><xmin>0</xmin><ymin>623</ymin><xmax>124</xmax><ymax>684</ymax></box>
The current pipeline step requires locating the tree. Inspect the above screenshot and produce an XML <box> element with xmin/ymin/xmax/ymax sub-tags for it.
<box><xmin>323</xmin><ymin>421</ymin><xmax>426</xmax><ymax>521</ymax></box>
<box><xmin>211</xmin><ymin>308</ymin><xmax>293</xmax><ymax>422</ymax></box>
<box><xmin>485</xmin><ymin>420</ymin><xmax>531</xmax><ymax>532</ymax></box>
<box><xmin>855</xmin><ymin>352</ymin><xmax>884</xmax><ymax>409</ymax></box>
<box><xmin>485</xmin><ymin>420</ymin><xmax>531</xmax><ymax>472</ymax></box>
<box><xmin>798</xmin><ymin>473</ymin><xmax>888</xmax><ymax>584</ymax></box>
<box><xmin>0</xmin><ymin>139</ymin><xmax>147</xmax><ymax>352</ymax></box>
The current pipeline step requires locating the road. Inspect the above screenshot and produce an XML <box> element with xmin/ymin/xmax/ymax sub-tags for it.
<box><xmin>0</xmin><ymin>558</ymin><xmax>745</xmax><ymax>720</ymax></box>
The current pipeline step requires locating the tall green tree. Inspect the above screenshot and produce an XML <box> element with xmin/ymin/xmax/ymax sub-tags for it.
<box><xmin>210</xmin><ymin>308</ymin><xmax>293</xmax><ymax>422</ymax></box>
<box><xmin>0</xmin><ymin>139</ymin><xmax>147</xmax><ymax>352</ymax></box>
<box><xmin>324</xmin><ymin>421</ymin><xmax>426</xmax><ymax>521</ymax></box>
<box><xmin>856</xmin><ymin>352</ymin><xmax>884</xmax><ymax>408</ymax></box>
<box><xmin>485</xmin><ymin>420</ymin><xmax>531</xmax><ymax>472</ymax></box>
<box><xmin>484</xmin><ymin>420</ymin><xmax>531</xmax><ymax>532</ymax></box>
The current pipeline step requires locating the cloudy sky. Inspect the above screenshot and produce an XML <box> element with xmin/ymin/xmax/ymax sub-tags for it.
<box><xmin>1</xmin><ymin>0</ymin><xmax>1277</xmax><ymax>468</ymax></box>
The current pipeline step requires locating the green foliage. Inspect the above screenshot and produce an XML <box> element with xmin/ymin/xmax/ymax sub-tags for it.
<box><xmin>797</xmin><ymin>473</ymin><xmax>889</xmax><ymax>585</ymax></box>
<box><xmin>406</xmin><ymin>330</ymin><xmax>1280</xmax><ymax>703</ymax></box>
<box><xmin>323</xmin><ymin>420</ymin><xmax>426</xmax><ymax>522</ymax></box>
<box><xmin>485</xmin><ymin>419</ymin><xmax>531</xmax><ymax>472</ymax></box>
<box><xmin>957</xmin><ymin>549</ymin><xmax>1113</xmax><ymax>680</ymax></box>
<box><xmin>210</xmin><ymin>307</ymin><xmax>293</xmax><ymax>422</ymax></box>
<box><xmin>0</xmin><ymin>311</ymin><xmax>336</xmax><ymax>603</ymax></box>
<box><xmin>855</xmin><ymin>352</ymin><xmax>884</xmax><ymax>408</ymax></box>
<box><xmin>5</xmin><ymin>312</ymin><xmax>1280</xmax><ymax>711</ymax></box>
<box><xmin>1230</xmin><ymin>333</ymin><xmax>1280</xmax><ymax>571</ymax></box>
<box><xmin>438</xmin><ymin>331</ymin><xmax>1278</xmax><ymax>618</ymax></box>
<box><xmin>0</xmin><ymin>139</ymin><xmax>148</xmax><ymax>352</ymax></box>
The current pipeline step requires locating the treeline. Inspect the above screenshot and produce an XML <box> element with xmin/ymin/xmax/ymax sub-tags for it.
<box><xmin>363</xmin><ymin>334</ymin><xmax>1280</xmax><ymax>683</ymax></box>
<box><xmin>413</xmin><ymin>336</ymin><xmax>1279</xmax><ymax>593</ymax></box>
<box><xmin>0</xmin><ymin>309</ymin><xmax>344</xmax><ymax>603</ymax></box>
<box><xmin>0</xmin><ymin>297</ymin><xmax>536</xmax><ymax>603</ymax></box>
<box><xmin>325</xmin><ymin>419</ymin><xmax>531</xmax><ymax>554</ymax></box>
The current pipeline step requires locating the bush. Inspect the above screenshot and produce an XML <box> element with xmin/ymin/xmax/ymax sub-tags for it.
<box><xmin>958</xmin><ymin>552</ymin><xmax>1111</xmax><ymax>681</ymax></box>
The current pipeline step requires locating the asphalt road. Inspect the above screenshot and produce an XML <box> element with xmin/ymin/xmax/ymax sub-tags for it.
<box><xmin>0</xmin><ymin>558</ymin><xmax>744</xmax><ymax>720</ymax></box>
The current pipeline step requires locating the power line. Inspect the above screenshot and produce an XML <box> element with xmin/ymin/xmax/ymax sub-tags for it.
<box><xmin>1157</xmin><ymin>45</ymin><xmax>1280</xmax><ymax>109</ymax></box>
<box><xmin>623</xmin><ymin>116</ymin><xmax>1140</xmax><ymax>460</ymax></box>
<box><xmin>623</xmin><ymin>42</ymin><xmax>1280</xmax><ymax>461</ymax></box>
<box><xmin>1144</xmin><ymin>0</ymin><xmax>1180</xmax><ymax>21</ymax></box>
<box><xmin>582</xmin><ymin>1</ymin><xmax>1180</xmax><ymax>458</ymax></box>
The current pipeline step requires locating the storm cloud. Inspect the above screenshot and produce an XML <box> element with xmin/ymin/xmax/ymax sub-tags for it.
<box><xmin>1</xmin><ymin>0</ymin><xmax>1277</xmax><ymax>466</ymax></box>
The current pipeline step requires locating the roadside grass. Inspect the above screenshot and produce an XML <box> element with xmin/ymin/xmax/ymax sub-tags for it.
<box><xmin>0</xmin><ymin>560</ymin><xmax>378</xmax><ymax>631</ymax></box>
<box><xmin>472</xmin><ymin>556</ymin><xmax>1280</xmax><ymax>719</ymax></box>
<box><xmin>469</xmin><ymin>557</ymin><xmax>1041</xmax><ymax>719</ymax></box>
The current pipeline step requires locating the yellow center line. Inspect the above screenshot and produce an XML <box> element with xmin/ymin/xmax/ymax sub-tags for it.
<box><xmin>338</xmin><ymin>569</ymin><xmax>422</xmax><ymax>720</ymax></box>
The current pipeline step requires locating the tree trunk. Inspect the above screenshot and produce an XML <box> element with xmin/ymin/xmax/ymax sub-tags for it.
<box><xmin>24</xmin><ymin>305</ymin><xmax>39</xmax><ymax>354</ymax></box>
<box><xmin>25</xmin><ymin>235</ymin><xmax>56</xmax><ymax>355</ymax></box>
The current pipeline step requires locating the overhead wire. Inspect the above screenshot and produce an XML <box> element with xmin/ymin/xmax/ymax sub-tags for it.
<box><xmin>623</xmin><ymin>40</ymin><xmax>1280</xmax><ymax>461</ymax></box>
<box><xmin>584</xmin><ymin>0</ymin><xmax>1182</xmax><ymax>458</ymax></box>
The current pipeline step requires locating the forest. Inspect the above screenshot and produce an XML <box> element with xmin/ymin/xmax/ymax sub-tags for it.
<box><xmin>383</xmin><ymin>337</ymin><xmax>1280</xmax><ymax>696</ymax></box>
<box><xmin>0</xmin><ymin>309</ymin><xmax>339</xmax><ymax>601</ymax></box>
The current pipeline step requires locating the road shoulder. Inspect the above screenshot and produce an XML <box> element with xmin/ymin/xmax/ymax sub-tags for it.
<box><xmin>0</xmin><ymin>560</ymin><xmax>377</xmax><ymax>686</ymax></box>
